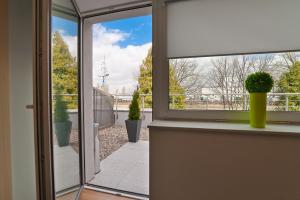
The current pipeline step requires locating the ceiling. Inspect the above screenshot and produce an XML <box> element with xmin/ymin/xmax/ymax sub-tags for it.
<box><xmin>74</xmin><ymin>0</ymin><xmax>152</xmax><ymax>16</ymax></box>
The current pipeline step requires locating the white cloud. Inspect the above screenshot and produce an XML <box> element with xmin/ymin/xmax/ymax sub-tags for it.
<box><xmin>92</xmin><ymin>24</ymin><xmax>152</xmax><ymax>94</ymax></box>
<box><xmin>56</xmin><ymin>29</ymin><xmax>78</xmax><ymax>58</ymax></box>
<box><xmin>59</xmin><ymin>24</ymin><xmax>152</xmax><ymax>95</ymax></box>
<box><xmin>63</xmin><ymin>35</ymin><xmax>78</xmax><ymax>58</ymax></box>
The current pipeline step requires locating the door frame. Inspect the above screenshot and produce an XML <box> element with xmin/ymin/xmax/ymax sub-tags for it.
<box><xmin>81</xmin><ymin>5</ymin><xmax>152</xmax><ymax>198</ymax></box>
<box><xmin>34</xmin><ymin>0</ymin><xmax>85</xmax><ymax>199</ymax></box>
<box><xmin>34</xmin><ymin>0</ymin><xmax>54</xmax><ymax>199</ymax></box>
<box><xmin>34</xmin><ymin>0</ymin><xmax>152</xmax><ymax>199</ymax></box>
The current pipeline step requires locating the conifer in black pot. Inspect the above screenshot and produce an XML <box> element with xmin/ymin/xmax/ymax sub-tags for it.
<box><xmin>125</xmin><ymin>90</ymin><xmax>141</xmax><ymax>143</ymax></box>
<box><xmin>54</xmin><ymin>93</ymin><xmax>72</xmax><ymax>147</ymax></box>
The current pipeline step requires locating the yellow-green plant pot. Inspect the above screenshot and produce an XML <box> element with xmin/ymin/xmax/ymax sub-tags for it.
<box><xmin>249</xmin><ymin>93</ymin><xmax>267</xmax><ymax>128</ymax></box>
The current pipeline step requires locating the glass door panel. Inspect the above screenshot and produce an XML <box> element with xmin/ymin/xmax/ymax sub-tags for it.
<box><xmin>51</xmin><ymin>0</ymin><xmax>81</xmax><ymax>199</ymax></box>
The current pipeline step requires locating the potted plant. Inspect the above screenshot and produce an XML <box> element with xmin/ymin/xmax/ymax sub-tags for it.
<box><xmin>125</xmin><ymin>90</ymin><xmax>142</xmax><ymax>142</ymax></box>
<box><xmin>54</xmin><ymin>93</ymin><xmax>72</xmax><ymax>147</ymax></box>
<box><xmin>245</xmin><ymin>72</ymin><xmax>274</xmax><ymax>128</ymax></box>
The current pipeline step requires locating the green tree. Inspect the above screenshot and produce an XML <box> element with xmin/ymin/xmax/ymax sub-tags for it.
<box><xmin>52</xmin><ymin>31</ymin><xmax>78</xmax><ymax>109</ymax></box>
<box><xmin>138</xmin><ymin>48</ymin><xmax>153</xmax><ymax>108</ymax></box>
<box><xmin>138</xmin><ymin>48</ymin><xmax>185</xmax><ymax>109</ymax></box>
<box><xmin>278</xmin><ymin>62</ymin><xmax>300</xmax><ymax>111</ymax></box>
<box><xmin>169</xmin><ymin>66</ymin><xmax>186</xmax><ymax>109</ymax></box>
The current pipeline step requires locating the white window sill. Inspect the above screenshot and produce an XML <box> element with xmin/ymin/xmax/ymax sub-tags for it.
<box><xmin>148</xmin><ymin>120</ymin><xmax>300</xmax><ymax>137</ymax></box>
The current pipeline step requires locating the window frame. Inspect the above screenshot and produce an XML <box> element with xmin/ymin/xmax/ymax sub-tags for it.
<box><xmin>152</xmin><ymin>0</ymin><xmax>300</xmax><ymax>123</ymax></box>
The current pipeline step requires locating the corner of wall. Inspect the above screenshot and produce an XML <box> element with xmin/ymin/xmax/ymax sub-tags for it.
<box><xmin>0</xmin><ymin>0</ymin><xmax>13</xmax><ymax>199</ymax></box>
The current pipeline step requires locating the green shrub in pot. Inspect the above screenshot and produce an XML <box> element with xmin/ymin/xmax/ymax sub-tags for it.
<box><xmin>245</xmin><ymin>72</ymin><xmax>274</xmax><ymax>128</ymax></box>
<box><xmin>54</xmin><ymin>92</ymin><xmax>72</xmax><ymax>147</ymax></box>
<box><xmin>125</xmin><ymin>90</ymin><xmax>141</xmax><ymax>142</ymax></box>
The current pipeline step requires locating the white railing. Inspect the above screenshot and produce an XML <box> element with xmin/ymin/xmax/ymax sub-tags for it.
<box><xmin>112</xmin><ymin>94</ymin><xmax>152</xmax><ymax>120</ymax></box>
<box><xmin>112</xmin><ymin>93</ymin><xmax>300</xmax><ymax>117</ymax></box>
<box><xmin>53</xmin><ymin>93</ymin><xmax>300</xmax><ymax>122</ymax></box>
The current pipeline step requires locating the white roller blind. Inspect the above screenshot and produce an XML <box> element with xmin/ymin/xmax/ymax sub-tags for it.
<box><xmin>167</xmin><ymin>0</ymin><xmax>300</xmax><ymax>58</ymax></box>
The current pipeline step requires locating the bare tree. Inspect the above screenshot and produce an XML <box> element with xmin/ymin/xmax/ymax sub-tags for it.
<box><xmin>232</xmin><ymin>56</ymin><xmax>253</xmax><ymax>110</ymax></box>
<box><xmin>271</xmin><ymin>52</ymin><xmax>298</xmax><ymax>79</ymax></box>
<box><xmin>170</xmin><ymin>53</ymin><xmax>291</xmax><ymax>110</ymax></box>
<box><xmin>208</xmin><ymin>57</ymin><xmax>241</xmax><ymax>110</ymax></box>
<box><xmin>282</xmin><ymin>52</ymin><xmax>298</xmax><ymax>68</ymax></box>
<box><xmin>171</xmin><ymin>59</ymin><xmax>206</xmax><ymax>95</ymax></box>
<box><xmin>250</xmin><ymin>54</ymin><xmax>275</xmax><ymax>72</ymax></box>
<box><xmin>233</xmin><ymin>56</ymin><xmax>252</xmax><ymax>93</ymax></box>
<box><xmin>207</xmin><ymin>55</ymin><xmax>277</xmax><ymax>110</ymax></box>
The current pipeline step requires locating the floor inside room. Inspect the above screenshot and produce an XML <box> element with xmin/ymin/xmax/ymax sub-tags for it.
<box><xmin>80</xmin><ymin>189</ymin><xmax>136</xmax><ymax>200</ymax></box>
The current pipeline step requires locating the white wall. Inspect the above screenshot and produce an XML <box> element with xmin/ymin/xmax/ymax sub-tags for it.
<box><xmin>150</xmin><ymin>126</ymin><xmax>300</xmax><ymax>200</ymax></box>
<box><xmin>9</xmin><ymin>0</ymin><xmax>36</xmax><ymax>199</ymax></box>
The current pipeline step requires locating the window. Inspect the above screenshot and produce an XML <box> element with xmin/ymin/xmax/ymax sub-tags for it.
<box><xmin>169</xmin><ymin>52</ymin><xmax>300</xmax><ymax>112</ymax></box>
<box><xmin>153</xmin><ymin>0</ymin><xmax>300</xmax><ymax>122</ymax></box>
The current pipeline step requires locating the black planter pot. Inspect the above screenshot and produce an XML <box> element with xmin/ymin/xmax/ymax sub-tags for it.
<box><xmin>55</xmin><ymin>121</ymin><xmax>72</xmax><ymax>147</ymax></box>
<box><xmin>125</xmin><ymin>119</ymin><xmax>142</xmax><ymax>143</ymax></box>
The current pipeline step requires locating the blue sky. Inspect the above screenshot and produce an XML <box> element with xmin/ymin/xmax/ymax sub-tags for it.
<box><xmin>52</xmin><ymin>16</ymin><xmax>78</xmax><ymax>36</ymax></box>
<box><xmin>52</xmin><ymin>14</ymin><xmax>152</xmax><ymax>93</ymax></box>
<box><xmin>52</xmin><ymin>15</ymin><xmax>152</xmax><ymax>47</ymax></box>
<box><xmin>100</xmin><ymin>15</ymin><xmax>152</xmax><ymax>47</ymax></box>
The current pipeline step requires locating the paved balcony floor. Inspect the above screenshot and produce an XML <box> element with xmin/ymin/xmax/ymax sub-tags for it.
<box><xmin>89</xmin><ymin>141</ymin><xmax>149</xmax><ymax>195</ymax></box>
<box><xmin>54</xmin><ymin>145</ymin><xmax>80</xmax><ymax>193</ymax></box>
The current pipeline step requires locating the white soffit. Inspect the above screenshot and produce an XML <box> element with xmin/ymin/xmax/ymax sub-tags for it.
<box><xmin>85</xmin><ymin>6</ymin><xmax>151</xmax><ymax>24</ymax></box>
<box><xmin>53</xmin><ymin>0</ymin><xmax>74</xmax><ymax>9</ymax></box>
<box><xmin>74</xmin><ymin>0</ymin><xmax>152</xmax><ymax>16</ymax></box>
<box><xmin>53</xmin><ymin>0</ymin><xmax>78</xmax><ymax>20</ymax></box>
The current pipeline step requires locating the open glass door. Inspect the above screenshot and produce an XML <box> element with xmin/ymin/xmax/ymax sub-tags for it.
<box><xmin>83</xmin><ymin>7</ymin><xmax>151</xmax><ymax>198</ymax></box>
<box><xmin>51</xmin><ymin>0</ymin><xmax>82</xmax><ymax>199</ymax></box>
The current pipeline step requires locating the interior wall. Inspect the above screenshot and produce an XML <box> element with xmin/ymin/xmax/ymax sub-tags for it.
<box><xmin>150</xmin><ymin>127</ymin><xmax>300</xmax><ymax>200</ymax></box>
<box><xmin>0</xmin><ymin>0</ymin><xmax>12</xmax><ymax>199</ymax></box>
<box><xmin>9</xmin><ymin>0</ymin><xmax>37</xmax><ymax>199</ymax></box>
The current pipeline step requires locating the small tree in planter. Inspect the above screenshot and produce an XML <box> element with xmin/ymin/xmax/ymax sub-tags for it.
<box><xmin>125</xmin><ymin>90</ymin><xmax>141</xmax><ymax>142</ymax></box>
<box><xmin>245</xmin><ymin>72</ymin><xmax>274</xmax><ymax>128</ymax></box>
<box><xmin>54</xmin><ymin>93</ymin><xmax>72</xmax><ymax>147</ymax></box>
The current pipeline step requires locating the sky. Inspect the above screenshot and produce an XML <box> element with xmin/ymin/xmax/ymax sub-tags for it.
<box><xmin>52</xmin><ymin>16</ymin><xmax>78</xmax><ymax>36</ymax></box>
<box><xmin>101</xmin><ymin>15</ymin><xmax>152</xmax><ymax>48</ymax></box>
<box><xmin>52</xmin><ymin>15</ymin><xmax>152</xmax><ymax>94</ymax></box>
<box><xmin>92</xmin><ymin>15</ymin><xmax>152</xmax><ymax>94</ymax></box>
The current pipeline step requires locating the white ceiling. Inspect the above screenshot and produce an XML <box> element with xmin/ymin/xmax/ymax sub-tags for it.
<box><xmin>53</xmin><ymin>0</ymin><xmax>78</xmax><ymax>20</ymax></box>
<box><xmin>74</xmin><ymin>0</ymin><xmax>151</xmax><ymax>16</ymax></box>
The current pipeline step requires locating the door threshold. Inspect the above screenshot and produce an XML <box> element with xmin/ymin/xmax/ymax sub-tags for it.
<box><xmin>56</xmin><ymin>186</ymin><xmax>81</xmax><ymax>198</ymax></box>
<box><xmin>84</xmin><ymin>185</ymin><xmax>149</xmax><ymax>200</ymax></box>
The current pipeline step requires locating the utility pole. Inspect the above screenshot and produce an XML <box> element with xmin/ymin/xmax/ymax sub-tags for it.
<box><xmin>98</xmin><ymin>56</ymin><xmax>109</xmax><ymax>90</ymax></box>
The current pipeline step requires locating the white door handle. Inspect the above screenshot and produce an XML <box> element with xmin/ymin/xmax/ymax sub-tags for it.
<box><xmin>93</xmin><ymin>123</ymin><xmax>99</xmax><ymax>128</ymax></box>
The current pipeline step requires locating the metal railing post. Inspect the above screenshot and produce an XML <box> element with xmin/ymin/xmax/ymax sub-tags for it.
<box><xmin>285</xmin><ymin>96</ymin><xmax>289</xmax><ymax>111</ymax></box>
<box><xmin>109</xmin><ymin>93</ymin><xmax>299</xmax><ymax>114</ymax></box>
<box><xmin>244</xmin><ymin>94</ymin><xmax>247</xmax><ymax>111</ymax></box>
<box><xmin>142</xmin><ymin>95</ymin><xmax>145</xmax><ymax>120</ymax></box>
<box><xmin>172</xmin><ymin>96</ymin><xmax>175</xmax><ymax>109</ymax></box>
<box><xmin>115</xmin><ymin>96</ymin><xmax>119</xmax><ymax>120</ymax></box>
